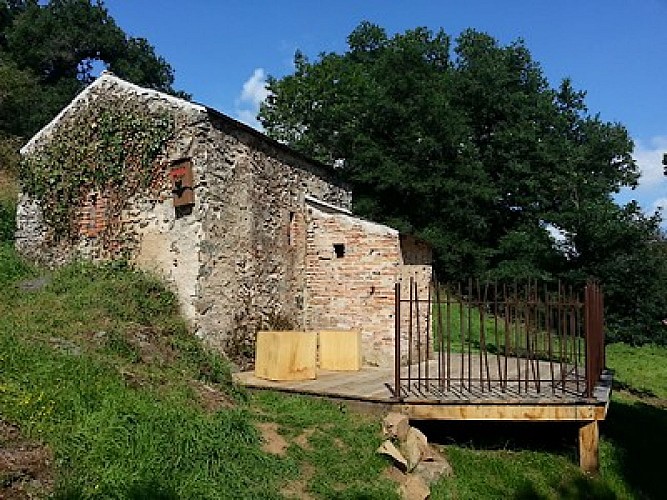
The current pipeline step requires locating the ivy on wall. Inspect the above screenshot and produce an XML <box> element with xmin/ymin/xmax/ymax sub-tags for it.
<box><xmin>20</xmin><ymin>95</ymin><xmax>175</xmax><ymax>243</ymax></box>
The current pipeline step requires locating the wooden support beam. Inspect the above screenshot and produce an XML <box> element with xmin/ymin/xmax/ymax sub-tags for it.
<box><xmin>579</xmin><ymin>420</ymin><xmax>599</xmax><ymax>473</ymax></box>
<box><xmin>402</xmin><ymin>403</ymin><xmax>606</xmax><ymax>421</ymax></box>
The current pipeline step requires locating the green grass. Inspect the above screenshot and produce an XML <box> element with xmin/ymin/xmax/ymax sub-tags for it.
<box><xmin>434</xmin><ymin>445</ymin><xmax>619</xmax><ymax>499</ymax></box>
<box><xmin>606</xmin><ymin>343</ymin><xmax>667</xmax><ymax>399</ymax></box>
<box><xmin>1</xmin><ymin>176</ymin><xmax>665</xmax><ymax>498</ymax></box>
<box><xmin>0</xmin><ymin>247</ymin><xmax>395</xmax><ymax>499</ymax></box>
<box><xmin>250</xmin><ymin>392</ymin><xmax>397</xmax><ymax>499</ymax></box>
<box><xmin>4</xmin><ymin>250</ymin><xmax>664</xmax><ymax>499</ymax></box>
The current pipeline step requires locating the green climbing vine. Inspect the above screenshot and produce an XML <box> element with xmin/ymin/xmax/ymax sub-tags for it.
<box><xmin>20</xmin><ymin>94</ymin><xmax>175</xmax><ymax>242</ymax></box>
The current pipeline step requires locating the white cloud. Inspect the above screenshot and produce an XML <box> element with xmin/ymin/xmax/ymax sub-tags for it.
<box><xmin>617</xmin><ymin>135</ymin><xmax>667</xmax><ymax>227</ymax></box>
<box><xmin>633</xmin><ymin>136</ymin><xmax>667</xmax><ymax>189</ymax></box>
<box><xmin>235</xmin><ymin>68</ymin><xmax>269</xmax><ymax>130</ymax></box>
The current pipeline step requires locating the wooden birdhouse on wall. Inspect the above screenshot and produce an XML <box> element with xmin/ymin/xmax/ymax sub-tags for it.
<box><xmin>170</xmin><ymin>158</ymin><xmax>194</xmax><ymax>207</ymax></box>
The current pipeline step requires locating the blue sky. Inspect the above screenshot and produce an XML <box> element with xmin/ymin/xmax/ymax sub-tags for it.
<box><xmin>103</xmin><ymin>0</ymin><xmax>666</xmax><ymax>223</ymax></box>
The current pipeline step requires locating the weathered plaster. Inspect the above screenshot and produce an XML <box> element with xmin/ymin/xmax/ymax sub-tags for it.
<box><xmin>16</xmin><ymin>73</ymin><xmax>431</xmax><ymax>368</ymax></box>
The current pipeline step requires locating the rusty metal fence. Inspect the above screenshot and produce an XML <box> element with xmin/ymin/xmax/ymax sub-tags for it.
<box><xmin>393</xmin><ymin>279</ymin><xmax>605</xmax><ymax>401</ymax></box>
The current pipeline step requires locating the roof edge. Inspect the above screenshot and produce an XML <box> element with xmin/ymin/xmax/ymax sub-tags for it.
<box><xmin>204</xmin><ymin>107</ymin><xmax>348</xmax><ymax>191</ymax></box>
<box><xmin>21</xmin><ymin>72</ymin><xmax>205</xmax><ymax>155</ymax></box>
<box><xmin>307</xmin><ymin>198</ymin><xmax>399</xmax><ymax>236</ymax></box>
<box><xmin>305</xmin><ymin>195</ymin><xmax>353</xmax><ymax>215</ymax></box>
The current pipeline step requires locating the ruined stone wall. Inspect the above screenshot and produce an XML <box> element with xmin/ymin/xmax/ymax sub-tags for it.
<box><xmin>16</xmin><ymin>75</ymin><xmax>208</xmax><ymax>324</ymax></box>
<box><xmin>195</xmin><ymin>115</ymin><xmax>351</xmax><ymax>358</ymax></box>
<box><xmin>16</xmin><ymin>73</ymin><xmax>437</xmax><ymax>368</ymax></box>
<box><xmin>397</xmin><ymin>236</ymin><xmax>434</xmax><ymax>366</ymax></box>
<box><xmin>16</xmin><ymin>74</ymin><xmax>352</xmax><ymax>360</ymax></box>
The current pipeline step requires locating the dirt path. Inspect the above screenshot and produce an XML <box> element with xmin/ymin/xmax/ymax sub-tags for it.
<box><xmin>0</xmin><ymin>420</ymin><xmax>54</xmax><ymax>499</ymax></box>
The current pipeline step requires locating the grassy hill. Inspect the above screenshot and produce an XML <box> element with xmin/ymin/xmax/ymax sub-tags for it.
<box><xmin>1</xmin><ymin>171</ymin><xmax>666</xmax><ymax>499</ymax></box>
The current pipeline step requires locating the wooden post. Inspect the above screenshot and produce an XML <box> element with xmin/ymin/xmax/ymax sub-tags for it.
<box><xmin>578</xmin><ymin>420</ymin><xmax>599</xmax><ymax>473</ymax></box>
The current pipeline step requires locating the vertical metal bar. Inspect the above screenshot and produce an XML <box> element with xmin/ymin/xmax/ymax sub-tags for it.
<box><xmin>566</xmin><ymin>285</ymin><xmax>573</xmax><ymax>394</ymax></box>
<box><xmin>408</xmin><ymin>277</ymin><xmax>413</xmax><ymax>392</ymax></box>
<box><xmin>394</xmin><ymin>282</ymin><xmax>401</xmax><ymax>400</ymax></box>
<box><xmin>446</xmin><ymin>283</ymin><xmax>452</xmax><ymax>391</ymax></box>
<box><xmin>546</xmin><ymin>283</ymin><xmax>555</xmax><ymax>395</ymax></box>
<box><xmin>459</xmin><ymin>282</ymin><xmax>464</xmax><ymax>389</ymax></box>
<box><xmin>436</xmin><ymin>282</ymin><xmax>444</xmax><ymax>391</ymax></box>
<box><xmin>533</xmin><ymin>280</ymin><xmax>541</xmax><ymax>392</ymax></box>
<box><xmin>574</xmin><ymin>287</ymin><xmax>581</xmax><ymax>395</ymax></box>
<box><xmin>415</xmin><ymin>279</ymin><xmax>422</xmax><ymax>392</ymax></box>
<box><xmin>523</xmin><ymin>279</ymin><xmax>532</xmax><ymax>392</ymax></box>
<box><xmin>481</xmin><ymin>281</ymin><xmax>491</xmax><ymax>391</ymax></box>
<box><xmin>600</xmin><ymin>284</ymin><xmax>605</xmax><ymax>371</ymax></box>
<box><xmin>571</xmin><ymin>286</ymin><xmax>577</xmax><ymax>393</ymax></box>
<box><xmin>425</xmin><ymin>279</ymin><xmax>431</xmax><ymax>389</ymax></box>
<box><xmin>494</xmin><ymin>280</ymin><xmax>501</xmax><ymax>389</ymax></box>
<box><xmin>514</xmin><ymin>280</ymin><xmax>521</xmax><ymax>393</ymax></box>
<box><xmin>503</xmin><ymin>283</ymin><xmax>509</xmax><ymax>391</ymax></box>
<box><xmin>585</xmin><ymin>282</ymin><xmax>592</xmax><ymax>398</ymax></box>
<box><xmin>467</xmin><ymin>277</ymin><xmax>472</xmax><ymax>391</ymax></box>
<box><xmin>477</xmin><ymin>279</ymin><xmax>484</xmax><ymax>391</ymax></box>
<box><xmin>559</xmin><ymin>280</ymin><xmax>566</xmax><ymax>394</ymax></box>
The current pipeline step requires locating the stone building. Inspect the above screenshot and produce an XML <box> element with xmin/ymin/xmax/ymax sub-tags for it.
<box><xmin>17</xmin><ymin>73</ymin><xmax>432</xmax><ymax>367</ymax></box>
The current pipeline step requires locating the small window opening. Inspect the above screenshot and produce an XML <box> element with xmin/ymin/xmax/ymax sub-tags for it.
<box><xmin>333</xmin><ymin>243</ymin><xmax>345</xmax><ymax>258</ymax></box>
<box><xmin>288</xmin><ymin>211</ymin><xmax>295</xmax><ymax>246</ymax></box>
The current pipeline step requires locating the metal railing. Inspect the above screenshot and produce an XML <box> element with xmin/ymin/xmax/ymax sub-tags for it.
<box><xmin>393</xmin><ymin>279</ymin><xmax>605</xmax><ymax>401</ymax></box>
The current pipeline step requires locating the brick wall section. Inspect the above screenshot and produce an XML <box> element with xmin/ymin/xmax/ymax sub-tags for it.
<box><xmin>304</xmin><ymin>204</ymin><xmax>403</xmax><ymax>366</ymax></box>
<box><xmin>78</xmin><ymin>191</ymin><xmax>108</xmax><ymax>238</ymax></box>
<box><xmin>305</xmin><ymin>206</ymin><xmax>434</xmax><ymax>367</ymax></box>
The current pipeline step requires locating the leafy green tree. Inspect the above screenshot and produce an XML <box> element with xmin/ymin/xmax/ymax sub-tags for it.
<box><xmin>563</xmin><ymin>200</ymin><xmax>667</xmax><ymax>344</ymax></box>
<box><xmin>0</xmin><ymin>0</ymin><xmax>186</xmax><ymax>139</ymax></box>
<box><xmin>262</xmin><ymin>23</ymin><xmax>495</xmax><ymax>277</ymax></box>
<box><xmin>260</xmin><ymin>21</ymin><xmax>667</xmax><ymax>343</ymax></box>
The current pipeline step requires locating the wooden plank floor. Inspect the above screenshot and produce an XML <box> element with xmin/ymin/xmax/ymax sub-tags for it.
<box><xmin>234</xmin><ymin>355</ymin><xmax>611</xmax><ymax>408</ymax></box>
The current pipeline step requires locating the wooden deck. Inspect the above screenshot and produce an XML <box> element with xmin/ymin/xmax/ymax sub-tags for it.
<box><xmin>235</xmin><ymin>359</ymin><xmax>612</xmax><ymax>472</ymax></box>
<box><xmin>234</xmin><ymin>357</ymin><xmax>611</xmax><ymax>417</ymax></box>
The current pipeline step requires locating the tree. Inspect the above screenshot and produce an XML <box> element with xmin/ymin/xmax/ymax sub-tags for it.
<box><xmin>0</xmin><ymin>0</ymin><xmax>186</xmax><ymax>140</ymax></box>
<box><xmin>564</xmin><ymin>200</ymin><xmax>667</xmax><ymax>344</ymax></box>
<box><xmin>262</xmin><ymin>23</ymin><xmax>496</xmax><ymax>277</ymax></box>
<box><xmin>260</xmin><ymin>21</ymin><xmax>667</xmax><ymax>343</ymax></box>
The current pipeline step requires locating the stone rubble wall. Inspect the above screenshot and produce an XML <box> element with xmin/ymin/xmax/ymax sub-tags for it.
<box><xmin>195</xmin><ymin>114</ymin><xmax>351</xmax><ymax>355</ymax></box>
<box><xmin>16</xmin><ymin>75</ymin><xmax>208</xmax><ymax>325</ymax></box>
<box><xmin>397</xmin><ymin>236</ymin><xmax>434</xmax><ymax>366</ymax></box>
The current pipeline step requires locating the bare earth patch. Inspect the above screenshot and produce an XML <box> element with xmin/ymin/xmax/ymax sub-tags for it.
<box><xmin>294</xmin><ymin>427</ymin><xmax>316</xmax><ymax>450</ymax></box>
<box><xmin>256</xmin><ymin>422</ymin><xmax>289</xmax><ymax>456</ymax></box>
<box><xmin>191</xmin><ymin>380</ymin><xmax>234</xmax><ymax>412</ymax></box>
<box><xmin>333</xmin><ymin>437</ymin><xmax>347</xmax><ymax>450</ymax></box>
<box><xmin>0</xmin><ymin>421</ymin><xmax>54</xmax><ymax>500</ymax></box>
<box><xmin>281</xmin><ymin>463</ymin><xmax>315</xmax><ymax>500</ymax></box>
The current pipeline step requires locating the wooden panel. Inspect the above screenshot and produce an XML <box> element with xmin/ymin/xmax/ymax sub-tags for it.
<box><xmin>579</xmin><ymin>420</ymin><xmax>599</xmax><ymax>473</ymax></box>
<box><xmin>402</xmin><ymin>403</ymin><xmax>603</xmax><ymax>421</ymax></box>
<box><xmin>319</xmin><ymin>330</ymin><xmax>362</xmax><ymax>371</ymax></box>
<box><xmin>255</xmin><ymin>331</ymin><xmax>317</xmax><ymax>381</ymax></box>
